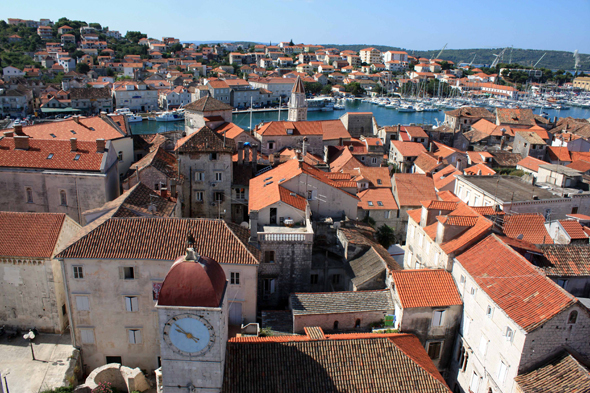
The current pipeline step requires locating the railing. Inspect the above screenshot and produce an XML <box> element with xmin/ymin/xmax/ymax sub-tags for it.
<box><xmin>258</xmin><ymin>232</ymin><xmax>314</xmax><ymax>243</ymax></box>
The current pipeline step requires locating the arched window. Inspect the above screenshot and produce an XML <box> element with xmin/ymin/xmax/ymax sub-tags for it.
<box><xmin>333</xmin><ymin>321</ymin><xmax>339</xmax><ymax>330</ymax></box>
<box><xmin>60</xmin><ymin>190</ymin><xmax>67</xmax><ymax>206</ymax></box>
<box><xmin>568</xmin><ymin>310</ymin><xmax>578</xmax><ymax>324</ymax></box>
<box><xmin>355</xmin><ymin>319</ymin><xmax>361</xmax><ymax>328</ymax></box>
<box><xmin>26</xmin><ymin>187</ymin><xmax>33</xmax><ymax>203</ymax></box>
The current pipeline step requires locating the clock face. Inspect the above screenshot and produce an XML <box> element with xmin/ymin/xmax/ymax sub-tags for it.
<box><xmin>163</xmin><ymin>314</ymin><xmax>215</xmax><ymax>356</ymax></box>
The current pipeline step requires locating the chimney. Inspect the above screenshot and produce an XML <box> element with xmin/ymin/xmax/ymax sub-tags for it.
<box><xmin>161</xmin><ymin>187</ymin><xmax>169</xmax><ymax>199</ymax></box>
<box><xmin>14</xmin><ymin>124</ymin><xmax>24</xmax><ymax>136</ymax></box>
<box><xmin>96</xmin><ymin>138</ymin><xmax>106</xmax><ymax>152</ymax></box>
<box><xmin>397</xmin><ymin>124</ymin><xmax>401</xmax><ymax>132</ymax></box>
<box><xmin>70</xmin><ymin>137</ymin><xmax>77</xmax><ymax>151</ymax></box>
<box><xmin>3</xmin><ymin>131</ymin><xmax>14</xmax><ymax>138</ymax></box>
<box><xmin>14</xmin><ymin>135</ymin><xmax>30</xmax><ymax>150</ymax></box>
<box><xmin>429</xmin><ymin>142</ymin><xmax>434</xmax><ymax>152</ymax></box>
<box><xmin>251</xmin><ymin>144</ymin><xmax>258</xmax><ymax>167</ymax></box>
<box><xmin>73</xmin><ymin>115</ymin><xmax>80</xmax><ymax>124</ymax></box>
<box><xmin>339</xmin><ymin>137</ymin><xmax>343</xmax><ymax>146</ymax></box>
<box><xmin>437</xmin><ymin>156</ymin><xmax>442</xmax><ymax>164</ymax></box>
<box><xmin>237</xmin><ymin>142</ymin><xmax>244</xmax><ymax>165</ymax></box>
<box><xmin>244</xmin><ymin>144</ymin><xmax>250</xmax><ymax>164</ymax></box>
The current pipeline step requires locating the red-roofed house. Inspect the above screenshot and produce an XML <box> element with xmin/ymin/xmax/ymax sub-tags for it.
<box><xmin>389</xmin><ymin>141</ymin><xmax>427</xmax><ymax>173</ymax></box>
<box><xmin>357</xmin><ymin>187</ymin><xmax>399</xmax><ymax>228</ymax></box>
<box><xmin>451</xmin><ymin>234</ymin><xmax>587</xmax><ymax>393</ymax></box>
<box><xmin>0</xmin><ymin>135</ymin><xmax>120</xmax><ymax>223</ymax></box>
<box><xmin>254</xmin><ymin>120</ymin><xmax>325</xmax><ymax>156</ymax></box>
<box><xmin>545</xmin><ymin>219</ymin><xmax>589</xmax><ymax>244</ymax></box>
<box><xmin>392</xmin><ymin>174</ymin><xmax>437</xmax><ymax>233</ymax></box>
<box><xmin>516</xmin><ymin>155</ymin><xmax>547</xmax><ymax>177</ymax></box>
<box><xmin>0</xmin><ymin>212</ymin><xmax>81</xmax><ymax>333</ymax></box>
<box><xmin>391</xmin><ymin>269</ymin><xmax>463</xmax><ymax>372</ymax></box>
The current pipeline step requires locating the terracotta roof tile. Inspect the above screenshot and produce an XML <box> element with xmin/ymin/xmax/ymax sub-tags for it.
<box><xmin>566</xmin><ymin>160</ymin><xmax>590</xmax><ymax>173</ymax></box>
<box><xmin>393</xmin><ymin>174</ymin><xmax>437</xmax><ymax>207</ymax></box>
<box><xmin>433</xmin><ymin>165</ymin><xmax>462</xmax><ymax>190</ymax></box>
<box><xmin>358</xmin><ymin>188</ymin><xmax>398</xmax><ymax>210</ymax></box>
<box><xmin>257</xmin><ymin>121</ymin><xmax>325</xmax><ymax>136</ymax></box>
<box><xmin>184</xmin><ymin>96</ymin><xmax>233</xmax><ymax>112</ymax></box>
<box><xmin>559</xmin><ymin>220</ymin><xmax>589</xmax><ymax>240</ymax></box>
<box><xmin>16</xmin><ymin>117</ymin><xmax>126</xmax><ymax>141</ymax></box>
<box><xmin>503</xmin><ymin>214</ymin><xmax>553</xmax><ymax>244</ymax></box>
<box><xmin>223</xmin><ymin>334</ymin><xmax>450</xmax><ymax>392</ymax></box>
<box><xmin>391</xmin><ymin>269</ymin><xmax>462</xmax><ymax>308</ymax></box>
<box><xmin>464</xmin><ymin>163</ymin><xmax>496</xmax><ymax>176</ymax></box>
<box><xmin>0</xmin><ymin>212</ymin><xmax>67</xmax><ymax>258</ymax></box>
<box><xmin>175</xmin><ymin>126</ymin><xmax>234</xmax><ymax>153</ymax></box>
<box><xmin>456</xmin><ymin>235</ymin><xmax>576</xmax><ymax>332</ymax></box>
<box><xmin>496</xmin><ymin>108</ymin><xmax>536</xmax><ymax>126</ymax></box>
<box><xmin>540</xmin><ymin>244</ymin><xmax>590</xmax><ymax>277</ymax></box>
<box><xmin>57</xmin><ymin>218</ymin><xmax>259</xmax><ymax>265</ymax></box>
<box><xmin>390</xmin><ymin>140</ymin><xmax>427</xmax><ymax>157</ymax></box>
<box><xmin>517</xmin><ymin>156</ymin><xmax>547</xmax><ymax>172</ymax></box>
<box><xmin>546</xmin><ymin>146</ymin><xmax>572</xmax><ymax>162</ymax></box>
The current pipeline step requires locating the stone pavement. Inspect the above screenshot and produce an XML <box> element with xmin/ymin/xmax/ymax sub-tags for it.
<box><xmin>0</xmin><ymin>332</ymin><xmax>77</xmax><ymax>393</ymax></box>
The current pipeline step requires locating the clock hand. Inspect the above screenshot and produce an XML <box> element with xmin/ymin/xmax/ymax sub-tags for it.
<box><xmin>174</xmin><ymin>324</ymin><xmax>199</xmax><ymax>341</ymax></box>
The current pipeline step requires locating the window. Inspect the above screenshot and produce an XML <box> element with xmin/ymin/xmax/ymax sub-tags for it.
<box><xmin>194</xmin><ymin>172</ymin><xmax>204</xmax><ymax>182</ymax></box>
<box><xmin>355</xmin><ymin>319</ymin><xmax>361</xmax><ymax>328</ymax></box>
<box><xmin>195</xmin><ymin>191</ymin><xmax>204</xmax><ymax>202</ymax></box>
<box><xmin>59</xmin><ymin>190</ymin><xmax>67</xmax><ymax>206</ymax></box>
<box><xmin>74</xmin><ymin>154</ymin><xmax>81</xmax><ymax>161</ymax></box>
<box><xmin>310</xmin><ymin>274</ymin><xmax>319</xmax><ymax>285</ymax></box>
<box><xmin>47</xmin><ymin>153</ymin><xmax>54</xmax><ymax>159</ymax></box>
<box><xmin>118</xmin><ymin>151</ymin><xmax>123</xmax><ymax>161</ymax></box>
<box><xmin>505</xmin><ymin>326</ymin><xmax>514</xmax><ymax>341</ymax></box>
<box><xmin>544</xmin><ymin>208</ymin><xmax>551</xmax><ymax>220</ymax></box>
<box><xmin>460</xmin><ymin>275</ymin><xmax>465</xmax><ymax>284</ymax></box>
<box><xmin>106</xmin><ymin>356</ymin><xmax>122</xmax><ymax>364</ymax></box>
<box><xmin>371</xmin><ymin>157</ymin><xmax>377</xmax><ymax>164</ymax></box>
<box><xmin>263</xmin><ymin>278</ymin><xmax>275</xmax><ymax>294</ymax></box>
<box><xmin>125</xmin><ymin>296</ymin><xmax>139</xmax><ymax>312</ymax></box>
<box><xmin>409</xmin><ymin>225</ymin><xmax>415</xmax><ymax>239</ymax></box>
<box><xmin>427</xmin><ymin>341</ymin><xmax>442</xmax><ymax>360</ymax></box>
<box><xmin>556</xmin><ymin>279</ymin><xmax>568</xmax><ymax>289</ymax></box>
<box><xmin>418</xmin><ymin>233</ymin><xmax>424</xmax><ymax>247</ymax></box>
<box><xmin>469</xmin><ymin>372</ymin><xmax>480</xmax><ymax>392</ymax></box>
<box><xmin>464</xmin><ymin>316</ymin><xmax>471</xmax><ymax>335</ymax></box>
<box><xmin>568</xmin><ymin>310</ymin><xmax>578</xmax><ymax>324</ymax></box>
<box><xmin>210</xmin><ymin>152</ymin><xmax>218</xmax><ymax>160</ymax></box>
<box><xmin>152</xmin><ymin>282</ymin><xmax>162</xmax><ymax>301</ymax></box>
<box><xmin>432</xmin><ymin>310</ymin><xmax>445</xmax><ymax>327</ymax></box>
<box><xmin>470</xmin><ymin>287</ymin><xmax>476</xmax><ymax>296</ymax></box>
<box><xmin>230</xmin><ymin>272</ymin><xmax>240</xmax><ymax>285</ymax></box>
<box><xmin>264</xmin><ymin>251</ymin><xmax>275</xmax><ymax>263</ymax></box>
<box><xmin>377</xmin><ymin>179</ymin><xmax>382</xmax><ymax>185</ymax></box>
<box><xmin>332</xmin><ymin>274</ymin><xmax>341</xmax><ymax>285</ymax></box>
<box><xmin>434</xmin><ymin>252</ymin><xmax>440</xmax><ymax>266</ymax></box>
<box><xmin>268</xmin><ymin>142</ymin><xmax>275</xmax><ymax>150</ymax></box>
<box><xmin>486</xmin><ymin>305</ymin><xmax>493</xmax><ymax>318</ymax></box>
<box><xmin>333</xmin><ymin>321</ymin><xmax>339</xmax><ymax>330</ymax></box>
<box><xmin>458</xmin><ymin>345</ymin><xmax>469</xmax><ymax>372</ymax></box>
<box><xmin>80</xmin><ymin>329</ymin><xmax>95</xmax><ymax>344</ymax></box>
<box><xmin>215</xmin><ymin>172</ymin><xmax>223</xmax><ymax>182</ymax></box>
<box><xmin>214</xmin><ymin>191</ymin><xmax>224</xmax><ymax>202</ymax></box>
<box><xmin>73</xmin><ymin>266</ymin><xmax>84</xmax><ymax>279</ymax></box>
<box><xmin>26</xmin><ymin>187</ymin><xmax>33</xmax><ymax>203</ymax></box>
<box><xmin>368</xmin><ymin>201</ymin><xmax>374</xmax><ymax>207</ymax></box>
<box><xmin>479</xmin><ymin>334</ymin><xmax>488</xmax><ymax>355</ymax></box>
<box><xmin>128</xmin><ymin>329</ymin><xmax>142</xmax><ymax>344</ymax></box>
<box><xmin>497</xmin><ymin>361</ymin><xmax>508</xmax><ymax>383</ymax></box>
<box><xmin>120</xmin><ymin>267</ymin><xmax>135</xmax><ymax>280</ymax></box>
<box><xmin>76</xmin><ymin>296</ymin><xmax>90</xmax><ymax>311</ymax></box>
<box><xmin>235</xmin><ymin>188</ymin><xmax>245</xmax><ymax>200</ymax></box>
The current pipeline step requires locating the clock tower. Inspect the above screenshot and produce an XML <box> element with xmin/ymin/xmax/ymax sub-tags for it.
<box><xmin>156</xmin><ymin>248</ymin><xmax>229</xmax><ymax>393</ymax></box>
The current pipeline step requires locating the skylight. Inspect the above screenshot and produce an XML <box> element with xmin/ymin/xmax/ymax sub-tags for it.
<box><xmin>377</xmin><ymin>201</ymin><xmax>383</xmax><ymax>206</ymax></box>
<box><xmin>70</xmin><ymin>130</ymin><xmax>76</xmax><ymax>134</ymax></box>
<box><xmin>368</xmin><ymin>201</ymin><xmax>373</xmax><ymax>206</ymax></box>
<box><xmin>74</xmin><ymin>154</ymin><xmax>81</xmax><ymax>161</ymax></box>
<box><xmin>47</xmin><ymin>153</ymin><xmax>54</xmax><ymax>159</ymax></box>
<box><xmin>50</xmin><ymin>133</ymin><xmax>56</xmax><ymax>138</ymax></box>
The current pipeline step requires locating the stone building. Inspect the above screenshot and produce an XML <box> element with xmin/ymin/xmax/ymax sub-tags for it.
<box><xmin>0</xmin><ymin>212</ymin><xmax>81</xmax><ymax>333</ymax></box>
<box><xmin>449</xmin><ymin>234</ymin><xmax>590</xmax><ymax>393</ymax></box>
<box><xmin>70</xmin><ymin>87</ymin><xmax>113</xmax><ymax>114</ymax></box>
<box><xmin>183</xmin><ymin>96</ymin><xmax>233</xmax><ymax>134</ymax></box>
<box><xmin>339</xmin><ymin>112</ymin><xmax>377</xmax><ymax>138</ymax></box>
<box><xmin>254</xmin><ymin>121</ymin><xmax>324</xmax><ymax>157</ymax></box>
<box><xmin>512</xmin><ymin>131</ymin><xmax>546</xmax><ymax>160</ymax></box>
<box><xmin>287</xmin><ymin>76</ymin><xmax>307</xmax><ymax>122</ymax></box>
<box><xmin>122</xmin><ymin>145</ymin><xmax>183</xmax><ymax>193</ymax></box>
<box><xmin>0</xmin><ymin>135</ymin><xmax>120</xmax><ymax>224</ymax></box>
<box><xmin>391</xmin><ymin>173</ymin><xmax>437</xmax><ymax>232</ymax></box>
<box><xmin>443</xmin><ymin>107</ymin><xmax>494</xmax><ymax>132</ymax></box>
<box><xmin>57</xmin><ymin>217</ymin><xmax>259</xmax><ymax>372</ymax></box>
<box><xmin>175</xmin><ymin>126</ymin><xmax>234</xmax><ymax>220</ymax></box>
<box><xmin>390</xmin><ymin>269</ymin><xmax>463</xmax><ymax>373</ymax></box>
<box><xmin>289</xmin><ymin>290</ymin><xmax>394</xmax><ymax>333</ymax></box>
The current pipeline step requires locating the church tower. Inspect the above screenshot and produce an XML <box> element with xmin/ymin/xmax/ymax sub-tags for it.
<box><xmin>156</xmin><ymin>247</ymin><xmax>229</xmax><ymax>393</ymax></box>
<box><xmin>287</xmin><ymin>76</ymin><xmax>307</xmax><ymax>122</ymax></box>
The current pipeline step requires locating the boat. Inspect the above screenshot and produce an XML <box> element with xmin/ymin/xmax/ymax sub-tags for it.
<box><xmin>333</xmin><ymin>104</ymin><xmax>345</xmax><ymax>110</ymax></box>
<box><xmin>155</xmin><ymin>110</ymin><xmax>185</xmax><ymax>122</ymax></box>
<box><xmin>306</xmin><ymin>97</ymin><xmax>335</xmax><ymax>111</ymax></box>
<box><xmin>125</xmin><ymin>113</ymin><xmax>143</xmax><ymax>123</ymax></box>
<box><xmin>397</xmin><ymin>105</ymin><xmax>416</xmax><ymax>113</ymax></box>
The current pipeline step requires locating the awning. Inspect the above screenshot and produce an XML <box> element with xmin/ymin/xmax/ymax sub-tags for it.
<box><xmin>40</xmin><ymin>108</ymin><xmax>82</xmax><ymax>113</ymax></box>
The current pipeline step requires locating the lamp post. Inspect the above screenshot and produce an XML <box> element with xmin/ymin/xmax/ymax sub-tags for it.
<box><xmin>23</xmin><ymin>331</ymin><xmax>35</xmax><ymax>361</ymax></box>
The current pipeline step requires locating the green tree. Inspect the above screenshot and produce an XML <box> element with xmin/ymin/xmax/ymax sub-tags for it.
<box><xmin>76</xmin><ymin>62</ymin><xmax>90</xmax><ymax>74</ymax></box>
<box><xmin>376</xmin><ymin>225</ymin><xmax>396</xmax><ymax>249</ymax></box>
<box><xmin>321</xmin><ymin>85</ymin><xmax>333</xmax><ymax>95</ymax></box>
<box><xmin>344</xmin><ymin>82</ymin><xmax>366</xmax><ymax>96</ymax></box>
<box><xmin>289</xmin><ymin>39</ymin><xmax>294</xmax><ymax>46</ymax></box>
<box><xmin>106</xmin><ymin>67</ymin><xmax>115</xmax><ymax>77</ymax></box>
<box><xmin>125</xmin><ymin>31</ymin><xmax>146</xmax><ymax>43</ymax></box>
<box><xmin>303</xmin><ymin>82</ymin><xmax>322</xmax><ymax>95</ymax></box>
<box><xmin>89</xmin><ymin>23</ymin><xmax>102</xmax><ymax>31</ymax></box>
<box><xmin>71</xmin><ymin>50</ymin><xmax>85</xmax><ymax>60</ymax></box>
<box><xmin>170</xmin><ymin>43</ymin><xmax>183</xmax><ymax>53</ymax></box>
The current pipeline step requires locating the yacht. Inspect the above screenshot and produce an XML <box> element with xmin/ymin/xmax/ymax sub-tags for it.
<box><xmin>125</xmin><ymin>113</ymin><xmax>143</xmax><ymax>123</ymax></box>
<box><xmin>155</xmin><ymin>109</ymin><xmax>185</xmax><ymax>122</ymax></box>
<box><xmin>306</xmin><ymin>97</ymin><xmax>335</xmax><ymax>111</ymax></box>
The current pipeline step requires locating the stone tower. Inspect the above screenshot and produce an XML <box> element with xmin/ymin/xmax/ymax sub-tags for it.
<box><xmin>287</xmin><ymin>76</ymin><xmax>307</xmax><ymax>122</ymax></box>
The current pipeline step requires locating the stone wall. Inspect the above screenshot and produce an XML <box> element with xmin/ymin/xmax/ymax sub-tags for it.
<box><xmin>292</xmin><ymin>310</ymin><xmax>390</xmax><ymax>334</ymax></box>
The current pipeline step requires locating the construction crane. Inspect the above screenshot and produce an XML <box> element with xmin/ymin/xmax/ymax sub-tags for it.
<box><xmin>468</xmin><ymin>54</ymin><xmax>477</xmax><ymax>68</ymax></box>
<box><xmin>490</xmin><ymin>47</ymin><xmax>508</xmax><ymax>68</ymax></box>
<box><xmin>431</xmin><ymin>43</ymin><xmax>447</xmax><ymax>61</ymax></box>
<box><xmin>534</xmin><ymin>52</ymin><xmax>547</xmax><ymax>68</ymax></box>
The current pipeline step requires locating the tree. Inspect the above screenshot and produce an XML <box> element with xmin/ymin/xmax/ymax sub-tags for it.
<box><xmin>71</xmin><ymin>50</ymin><xmax>85</xmax><ymax>60</ymax></box>
<box><xmin>125</xmin><ymin>31</ymin><xmax>146</xmax><ymax>43</ymax></box>
<box><xmin>303</xmin><ymin>82</ymin><xmax>322</xmax><ymax>95</ymax></box>
<box><xmin>76</xmin><ymin>62</ymin><xmax>90</xmax><ymax>74</ymax></box>
<box><xmin>106</xmin><ymin>67</ymin><xmax>115</xmax><ymax>77</ymax></box>
<box><xmin>376</xmin><ymin>225</ymin><xmax>396</xmax><ymax>249</ymax></box>
<box><xmin>89</xmin><ymin>23</ymin><xmax>102</xmax><ymax>31</ymax></box>
<box><xmin>321</xmin><ymin>85</ymin><xmax>332</xmax><ymax>95</ymax></box>
<box><xmin>170</xmin><ymin>43</ymin><xmax>183</xmax><ymax>53</ymax></box>
<box><xmin>344</xmin><ymin>82</ymin><xmax>365</xmax><ymax>96</ymax></box>
<box><xmin>439</xmin><ymin>61</ymin><xmax>453</xmax><ymax>71</ymax></box>
<box><xmin>289</xmin><ymin>39</ymin><xmax>294</xmax><ymax>46</ymax></box>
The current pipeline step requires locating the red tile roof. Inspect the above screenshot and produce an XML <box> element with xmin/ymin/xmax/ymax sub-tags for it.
<box><xmin>456</xmin><ymin>235</ymin><xmax>576</xmax><ymax>332</ymax></box>
<box><xmin>0</xmin><ymin>212</ymin><xmax>68</xmax><ymax>258</ymax></box>
<box><xmin>566</xmin><ymin>160</ymin><xmax>590</xmax><ymax>173</ymax></box>
<box><xmin>517</xmin><ymin>156</ymin><xmax>547</xmax><ymax>172</ymax></box>
<box><xmin>401</xmin><ymin>126</ymin><xmax>428</xmax><ymax>139</ymax></box>
<box><xmin>437</xmin><ymin>190</ymin><xmax>460</xmax><ymax>202</ymax></box>
<box><xmin>0</xmin><ymin>138</ymin><xmax>106</xmax><ymax>171</ymax></box>
<box><xmin>393</xmin><ymin>173</ymin><xmax>437</xmax><ymax>207</ymax></box>
<box><xmin>390</xmin><ymin>140</ymin><xmax>427</xmax><ymax>157</ymax></box>
<box><xmin>546</xmin><ymin>146</ymin><xmax>572</xmax><ymax>162</ymax></box>
<box><xmin>464</xmin><ymin>163</ymin><xmax>496</xmax><ymax>176</ymax></box>
<box><xmin>57</xmin><ymin>218</ymin><xmax>259</xmax><ymax>265</ymax></box>
<box><xmin>257</xmin><ymin>121</ymin><xmax>325</xmax><ymax>136</ymax></box>
<box><xmin>503</xmin><ymin>214</ymin><xmax>553</xmax><ymax>244</ymax></box>
<box><xmin>433</xmin><ymin>165</ymin><xmax>461</xmax><ymax>190</ymax></box>
<box><xmin>358</xmin><ymin>188</ymin><xmax>398</xmax><ymax>210</ymax></box>
<box><xmin>391</xmin><ymin>269</ymin><xmax>462</xmax><ymax>308</ymax></box>
<box><xmin>540</xmin><ymin>244</ymin><xmax>590</xmax><ymax>277</ymax></box>
<box><xmin>559</xmin><ymin>220</ymin><xmax>589</xmax><ymax>240</ymax></box>
<box><xmin>421</xmin><ymin>200</ymin><xmax>459</xmax><ymax>210</ymax></box>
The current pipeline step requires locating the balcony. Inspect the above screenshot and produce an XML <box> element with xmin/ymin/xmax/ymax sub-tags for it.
<box><xmin>258</xmin><ymin>224</ymin><xmax>314</xmax><ymax>243</ymax></box>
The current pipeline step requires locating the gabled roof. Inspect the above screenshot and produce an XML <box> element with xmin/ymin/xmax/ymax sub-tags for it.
<box><xmin>503</xmin><ymin>214</ymin><xmax>553</xmax><ymax>244</ymax></box>
<box><xmin>349</xmin><ymin>247</ymin><xmax>389</xmax><ymax>286</ymax></box>
<box><xmin>329</xmin><ymin>147</ymin><xmax>362</xmax><ymax>172</ymax></box>
<box><xmin>413</xmin><ymin>152</ymin><xmax>446</xmax><ymax>174</ymax></box>
<box><xmin>224</xmin><ymin>333</ymin><xmax>451</xmax><ymax>392</ymax></box>
<box><xmin>514</xmin><ymin>350</ymin><xmax>590</xmax><ymax>393</ymax></box>
<box><xmin>496</xmin><ymin>108</ymin><xmax>536</xmax><ymax>126</ymax></box>
<box><xmin>540</xmin><ymin>244</ymin><xmax>590</xmax><ymax>277</ymax></box>
<box><xmin>517</xmin><ymin>156</ymin><xmax>546</xmax><ymax>172</ymax></box>
<box><xmin>391</xmin><ymin>269</ymin><xmax>463</xmax><ymax>309</ymax></box>
<box><xmin>126</xmin><ymin>145</ymin><xmax>182</xmax><ymax>182</ymax></box>
<box><xmin>456</xmin><ymin>234</ymin><xmax>576</xmax><ymax>332</ymax></box>
<box><xmin>320</xmin><ymin>119</ymin><xmax>351</xmax><ymax>141</ymax></box>
<box><xmin>338</xmin><ymin>225</ymin><xmax>401</xmax><ymax>271</ymax></box>
<box><xmin>291</xmin><ymin>289</ymin><xmax>393</xmax><ymax>315</ymax></box>
<box><xmin>175</xmin><ymin>126</ymin><xmax>234</xmax><ymax>153</ymax></box>
<box><xmin>358</xmin><ymin>188</ymin><xmax>398</xmax><ymax>210</ymax></box>
<box><xmin>0</xmin><ymin>212</ymin><xmax>67</xmax><ymax>258</ymax></box>
<box><xmin>445</xmin><ymin>107</ymin><xmax>493</xmax><ymax>118</ymax></box>
<box><xmin>345</xmin><ymin>165</ymin><xmax>391</xmax><ymax>188</ymax></box>
<box><xmin>559</xmin><ymin>220</ymin><xmax>589</xmax><ymax>240</ymax></box>
<box><xmin>257</xmin><ymin>121</ymin><xmax>325</xmax><ymax>136</ymax></box>
<box><xmin>566</xmin><ymin>159</ymin><xmax>590</xmax><ymax>173</ymax></box>
<box><xmin>393</xmin><ymin>173</ymin><xmax>437</xmax><ymax>207</ymax></box>
<box><xmin>433</xmin><ymin>164</ymin><xmax>461</xmax><ymax>190</ymax></box>
<box><xmin>17</xmin><ymin>116</ymin><xmax>127</xmax><ymax>141</ymax></box>
<box><xmin>57</xmin><ymin>218</ymin><xmax>259</xmax><ymax>265</ymax></box>
<box><xmin>390</xmin><ymin>140</ymin><xmax>426</xmax><ymax>157</ymax></box>
<box><xmin>184</xmin><ymin>96</ymin><xmax>232</xmax><ymax>112</ymax></box>
<box><xmin>464</xmin><ymin>163</ymin><xmax>496</xmax><ymax>176</ymax></box>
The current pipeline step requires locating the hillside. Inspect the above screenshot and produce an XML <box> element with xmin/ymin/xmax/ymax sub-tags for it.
<box><xmin>323</xmin><ymin>45</ymin><xmax>590</xmax><ymax>71</ymax></box>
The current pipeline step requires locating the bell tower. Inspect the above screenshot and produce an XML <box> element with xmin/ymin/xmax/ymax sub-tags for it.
<box><xmin>287</xmin><ymin>76</ymin><xmax>307</xmax><ymax>122</ymax></box>
<box><xmin>156</xmin><ymin>248</ymin><xmax>229</xmax><ymax>393</ymax></box>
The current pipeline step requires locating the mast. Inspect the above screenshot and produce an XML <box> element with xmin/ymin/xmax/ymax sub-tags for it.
<box><xmin>249</xmin><ymin>96</ymin><xmax>253</xmax><ymax>131</ymax></box>
<box><xmin>278</xmin><ymin>96</ymin><xmax>281</xmax><ymax>120</ymax></box>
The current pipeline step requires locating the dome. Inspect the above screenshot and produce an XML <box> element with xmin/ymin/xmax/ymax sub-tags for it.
<box><xmin>158</xmin><ymin>251</ymin><xmax>227</xmax><ymax>308</ymax></box>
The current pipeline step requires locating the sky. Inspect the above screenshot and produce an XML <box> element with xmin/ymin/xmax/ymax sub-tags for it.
<box><xmin>4</xmin><ymin>0</ymin><xmax>590</xmax><ymax>53</ymax></box>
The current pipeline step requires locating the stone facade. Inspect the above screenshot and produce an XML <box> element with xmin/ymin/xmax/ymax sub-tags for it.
<box><xmin>339</xmin><ymin>112</ymin><xmax>377</xmax><ymax>138</ymax></box>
